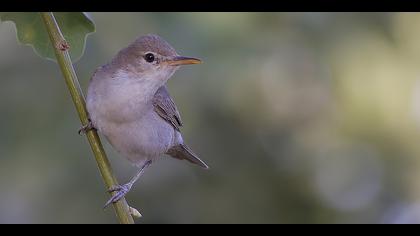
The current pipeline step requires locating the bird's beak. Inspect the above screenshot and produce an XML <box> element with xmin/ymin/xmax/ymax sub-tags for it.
<box><xmin>166</xmin><ymin>56</ymin><xmax>202</xmax><ymax>66</ymax></box>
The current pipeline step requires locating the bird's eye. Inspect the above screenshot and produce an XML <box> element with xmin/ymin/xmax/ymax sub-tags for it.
<box><xmin>144</xmin><ymin>53</ymin><xmax>155</xmax><ymax>63</ymax></box>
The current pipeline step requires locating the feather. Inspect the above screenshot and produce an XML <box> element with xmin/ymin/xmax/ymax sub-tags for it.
<box><xmin>152</xmin><ymin>86</ymin><xmax>183</xmax><ymax>131</ymax></box>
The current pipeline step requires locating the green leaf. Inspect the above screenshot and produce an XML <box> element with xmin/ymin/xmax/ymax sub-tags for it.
<box><xmin>0</xmin><ymin>12</ymin><xmax>95</xmax><ymax>62</ymax></box>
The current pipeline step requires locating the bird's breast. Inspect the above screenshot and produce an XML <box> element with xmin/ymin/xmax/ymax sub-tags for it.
<box><xmin>86</xmin><ymin>71</ymin><xmax>180</xmax><ymax>165</ymax></box>
<box><xmin>101</xmin><ymin>109</ymin><xmax>178</xmax><ymax>164</ymax></box>
<box><xmin>87</xmin><ymin>75</ymin><xmax>156</xmax><ymax>126</ymax></box>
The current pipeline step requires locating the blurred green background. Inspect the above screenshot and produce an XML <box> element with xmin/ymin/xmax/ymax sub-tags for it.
<box><xmin>2</xmin><ymin>12</ymin><xmax>420</xmax><ymax>223</ymax></box>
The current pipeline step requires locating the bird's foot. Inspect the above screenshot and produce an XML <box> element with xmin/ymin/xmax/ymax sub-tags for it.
<box><xmin>78</xmin><ymin>120</ymin><xmax>96</xmax><ymax>135</ymax></box>
<box><xmin>103</xmin><ymin>183</ymin><xmax>132</xmax><ymax>209</ymax></box>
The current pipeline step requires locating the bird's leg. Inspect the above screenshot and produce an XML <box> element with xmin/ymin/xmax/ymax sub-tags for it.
<box><xmin>103</xmin><ymin>160</ymin><xmax>152</xmax><ymax>209</ymax></box>
<box><xmin>78</xmin><ymin>119</ymin><xmax>96</xmax><ymax>135</ymax></box>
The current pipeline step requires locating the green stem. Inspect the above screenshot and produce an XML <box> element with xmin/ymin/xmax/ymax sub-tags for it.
<box><xmin>40</xmin><ymin>12</ymin><xmax>134</xmax><ymax>224</ymax></box>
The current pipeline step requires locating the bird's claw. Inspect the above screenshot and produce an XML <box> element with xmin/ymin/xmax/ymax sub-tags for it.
<box><xmin>78</xmin><ymin>120</ymin><xmax>95</xmax><ymax>135</ymax></box>
<box><xmin>104</xmin><ymin>183</ymin><xmax>132</xmax><ymax>209</ymax></box>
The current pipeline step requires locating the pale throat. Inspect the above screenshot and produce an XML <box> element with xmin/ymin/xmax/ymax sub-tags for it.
<box><xmin>107</xmin><ymin>68</ymin><xmax>175</xmax><ymax>115</ymax></box>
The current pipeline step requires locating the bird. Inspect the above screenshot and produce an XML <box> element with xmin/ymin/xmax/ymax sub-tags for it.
<box><xmin>84</xmin><ymin>34</ymin><xmax>209</xmax><ymax>208</ymax></box>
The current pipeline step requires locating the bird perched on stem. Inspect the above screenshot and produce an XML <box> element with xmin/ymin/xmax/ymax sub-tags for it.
<box><xmin>84</xmin><ymin>34</ymin><xmax>208</xmax><ymax>208</ymax></box>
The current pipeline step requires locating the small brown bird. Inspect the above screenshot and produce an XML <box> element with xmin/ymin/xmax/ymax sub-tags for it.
<box><xmin>85</xmin><ymin>34</ymin><xmax>208</xmax><ymax>208</ymax></box>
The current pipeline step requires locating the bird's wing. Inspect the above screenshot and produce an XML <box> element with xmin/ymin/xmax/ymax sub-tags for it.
<box><xmin>152</xmin><ymin>86</ymin><xmax>183</xmax><ymax>131</ymax></box>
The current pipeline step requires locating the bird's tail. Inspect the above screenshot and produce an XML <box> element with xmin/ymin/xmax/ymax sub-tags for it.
<box><xmin>167</xmin><ymin>144</ymin><xmax>209</xmax><ymax>169</ymax></box>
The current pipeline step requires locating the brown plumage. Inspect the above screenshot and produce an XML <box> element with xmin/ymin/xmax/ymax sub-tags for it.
<box><xmin>153</xmin><ymin>85</ymin><xmax>183</xmax><ymax>132</ymax></box>
<box><xmin>86</xmin><ymin>34</ymin><xmax>208</xmax><ymax>209</ymax></box>
<box><xmin>153</xmin><ymin>85</ymin><xmax>208</xmax><ymax>168</ymax></box>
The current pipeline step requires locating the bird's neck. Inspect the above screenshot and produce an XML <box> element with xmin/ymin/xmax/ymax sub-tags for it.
<box><xmin>111</xmin><ymin>69</ymin><xmax>163</xmax><ymax>102</ymax></box>
<box><xmin>90</xmin><ymin>73</ymin><xmax>156</xmax><ymax>124</ymax></box>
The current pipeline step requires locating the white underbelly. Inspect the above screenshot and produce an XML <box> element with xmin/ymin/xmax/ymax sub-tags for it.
<box><xmin>98</xmin><ymin>110</ymin><xmax>178</xmax><ymax>165</ymax></box>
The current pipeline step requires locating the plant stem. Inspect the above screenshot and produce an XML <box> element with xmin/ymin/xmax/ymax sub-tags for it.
<box><xmin>40</xmin><ymin>12</ymin><xmax>134</xmax><ymax>224</ymax></box>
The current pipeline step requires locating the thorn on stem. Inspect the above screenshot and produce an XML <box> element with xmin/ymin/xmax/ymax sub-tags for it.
<box><xmin>129</xmin><ymin>206</ymin><xmax>142</xmax><ymax>218</ymax></box>
<box><xmin>57</xmin><ymin>40</ymin><xmax>70</xmax><ymax>51</ymax></box>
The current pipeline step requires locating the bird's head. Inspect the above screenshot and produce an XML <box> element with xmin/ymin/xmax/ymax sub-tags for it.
<box><xmin>115</xmin><ymin>34</ymin><xmax>201</xmax><ymax>85</ymax></box>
